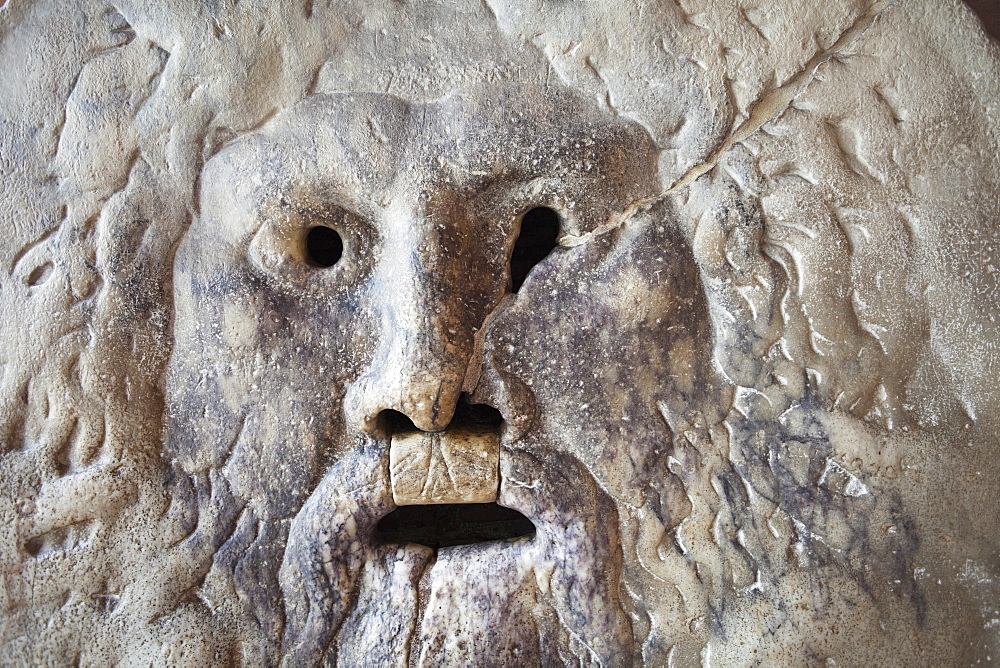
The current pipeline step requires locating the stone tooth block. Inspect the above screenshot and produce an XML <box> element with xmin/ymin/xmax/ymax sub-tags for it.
<box><xmin>389</xmin><ymin>426</ymin><xmax>500</xmax><ymax>505</ymax></box>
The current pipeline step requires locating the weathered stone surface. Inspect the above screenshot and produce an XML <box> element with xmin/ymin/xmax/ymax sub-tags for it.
<box><xmin>390</xmin><ymin>427</ymin><xmax>499</xmax><ymax>505</ymax></box>
<box><xmin>1</xmin><ymin>0</ymin><xmax>998</xmax><ymax>665</ymax></box>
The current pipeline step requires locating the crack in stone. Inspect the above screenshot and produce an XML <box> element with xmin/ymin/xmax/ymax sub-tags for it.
<box><xmin>406</xmin><ymin>548</ymin><xmax>438</xmax><ymax>667</ymax></box>
<box><xmin>560</xmin><ymin>0</ymin><xmax>899</xmax><ymax>249</ymax></box>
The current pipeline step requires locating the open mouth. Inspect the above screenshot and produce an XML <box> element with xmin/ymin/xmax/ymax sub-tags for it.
<box><xmin>375</xmin><ymin>502</ymin><xmax>535</xmax><ymax>548</ymax></box>
<box><xmin>375</xmin><ymin>395</ymin><xmax>536</xmax><ymax>548</ymax></box>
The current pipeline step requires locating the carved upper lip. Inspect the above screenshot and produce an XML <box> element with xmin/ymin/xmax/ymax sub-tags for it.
<box><xmin>374</xmin><ymin>404</ymin><xmax>540</xmax><ymax>548</ymax></box>
<box><xmin>388</xmin><ymin>425</ymin><xmax>500</xmax><ymax>506</ymax></box>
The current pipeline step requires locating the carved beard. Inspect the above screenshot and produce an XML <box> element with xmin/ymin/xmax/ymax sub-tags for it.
<box><xmin>280</xmin><ymin>438</ymin><xmax>632</xmax><ymax>664</ymax></box>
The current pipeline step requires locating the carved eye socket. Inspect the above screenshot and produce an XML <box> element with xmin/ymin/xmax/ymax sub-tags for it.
<box><xmin>510</xmin><ymin>206</ymin><xmax>560</xmax><ymax>292</ymax></box>
<box><xmin>305</xmin><ymin>225</ymin><xmax>344</xmax><ymax>267</ymax></box>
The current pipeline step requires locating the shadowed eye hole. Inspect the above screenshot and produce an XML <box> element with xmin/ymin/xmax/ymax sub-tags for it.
<box><xmin>510</xmin><ymin>206</ymin><xmax>560</xmax><ymax>292</ymax></box>
<box><xmin>306</xmin><ymin>225</ymin><xmax>343</xmax><ymax>267</ymax></box>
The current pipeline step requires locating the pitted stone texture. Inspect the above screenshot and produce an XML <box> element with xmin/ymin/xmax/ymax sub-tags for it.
<box><xmin>0</xmin><ymin>0</ymin><xmax>998</xmax><ymax>665</ymax></box>
<box><xmin>390</xmin><ymin>427</ymin><xmax>500</xmax><ymax>505</ymax></box>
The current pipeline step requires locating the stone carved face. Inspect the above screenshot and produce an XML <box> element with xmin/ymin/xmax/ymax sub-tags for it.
<box><xmin>165</xmin><ymin>84</ymin><xmax>719</xmax><ymax>661</ymax></box>
<box><xmin>5</xmin><ymin>2</ymin><xmax>997</xmax><ymax>664</ymax></box>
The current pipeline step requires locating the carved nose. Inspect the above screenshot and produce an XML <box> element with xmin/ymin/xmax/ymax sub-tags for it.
<box><xmin>381</xmin><ymin>349</ymin><xmax>466</xmax><ymax>433</ymax></box>
<box><xmin>344</xmin><ymin>308</ymin><xmax>470</xmax><ymax>432</ymax></box>
<box><xmin>343</xmin><ymin>223</ymin><xmax>488</xmax><ymax>433</ymax></box>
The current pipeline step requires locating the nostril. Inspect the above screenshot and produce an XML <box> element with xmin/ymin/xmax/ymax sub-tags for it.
<box><xmin>379</xmin><ymin>409</ymin><xmax>417</xmax><ymax>434</ymax></box>
<box><xmin>377</xmin><ymin>394</ymin><xmax>502</xmax><ymax>436</ymax></box>
<box><xmin>451</xmin><ymin>393</ymin><xmax>503</xmax><ymax>429</ymax></box>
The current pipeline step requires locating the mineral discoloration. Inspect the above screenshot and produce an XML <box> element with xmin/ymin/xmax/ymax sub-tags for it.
<box><xmin>1</xmin><ymin>0</ymin><xmax>998</xmax><ymax>664</ymax></box>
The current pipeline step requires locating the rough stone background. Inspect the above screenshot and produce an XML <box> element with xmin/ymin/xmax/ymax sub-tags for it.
<box><xmin>0</xmin><ymin>0</ymin><xmax>998</xmax><ymax>664</ymax></box>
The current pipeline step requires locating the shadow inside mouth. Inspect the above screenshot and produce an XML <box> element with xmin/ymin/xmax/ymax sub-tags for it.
<box><xmin>375</xmin><ymin>503</ymin><xmax>535</xmax><ymax>549</ymax></box>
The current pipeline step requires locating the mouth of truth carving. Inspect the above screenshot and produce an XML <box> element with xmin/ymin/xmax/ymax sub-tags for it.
<box><xmin>2</xmin><ymin>1</ymin><xmax>998</xmax><ymax>665</ymax></box>
<box><xmin>166</xmin><ymin>85</ymin><xmax>691</xmax><ymax>663</ymax></box>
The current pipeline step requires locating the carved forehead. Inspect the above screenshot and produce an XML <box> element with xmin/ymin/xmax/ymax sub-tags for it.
<box><xmin>203</xmin><ymin>93</ymin><xmax>410</xmax><ymax>207</ymax></box>
<box><xmin>202</xmin><ymin>84</ymin><xmax>659</xmax><ymax>218</ymax></box>
<box><xmin>419</xmin><ymin>83</ymin><xmax>660</xmax><ymax>185</ymax></box>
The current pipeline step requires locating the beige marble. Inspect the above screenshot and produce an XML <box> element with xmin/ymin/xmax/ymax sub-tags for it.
<box><xmin>0</xmin><ymin>0</ymin><xmax>998</xmax><ymax>665</ymax></box>
<box><xmin>390</xmin><ymin>427</ymin><xmax>499</xmax><ymax>505</ymax></box>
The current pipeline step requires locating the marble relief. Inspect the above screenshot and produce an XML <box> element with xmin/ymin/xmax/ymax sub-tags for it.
<box><xmin>0</xmin><ymin>0</ymin><xmax>998</xmax><ymax>664</ymax></box>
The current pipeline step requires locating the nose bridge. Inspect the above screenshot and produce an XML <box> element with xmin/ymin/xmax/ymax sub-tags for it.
<box><xmin>346</xmin><ymin>200</ymin><xmax>485</xmax><ymax>433</ymax></box>
<box><xmin>389</xmin><ymin>244</ymin><xmax>469</xmax><ymax>429</ymax></box>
